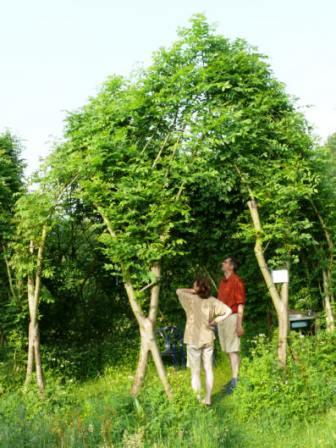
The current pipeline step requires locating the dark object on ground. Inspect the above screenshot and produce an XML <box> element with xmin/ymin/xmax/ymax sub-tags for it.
<box><xmin>156</xmin><ymin>326</ymin><xmax>186</xmax><ymax>367</ymax></box>
<box><xmin>225</xmin><ymin>378</ymin><xmax>238</xmax><ymax>395</ymax></box>
<box><xmin>289</xmin><ymin>310</ymin><xmax>317</xmax><ymax>334</ymax></box>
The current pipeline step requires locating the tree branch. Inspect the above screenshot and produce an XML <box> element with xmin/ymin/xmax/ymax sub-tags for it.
<box><xmin>234</xmin><ymin>164</ymin><xmax>255</xmax><ymax>200</ymax></box>
<box><xmin>123</xmin><ymin>279</ymin><xmax>145</xmax><ymax>324</ymax></box>
<box><xmin>95</xmin><ymin>205</ymin><xmax>117</xmax><ymax>238</ymax></box>
<box><xmin>148</xmin><ymin>262</ymin><xmax>161</xmax><ymax>323</ymax></box>
<box><xmin>33</xmin><ymin>225</ymin><xmax>48</xmax><ymax>311</ymax></box>
<box><xmin>152</xmin><ymin>133</ymin><xmax>171</xmax><ymax>169</ymax></box>
<box><xmin>247</xmin><ymin>200</ymin><xmax>282</xmax><ymax>313</ymax></box>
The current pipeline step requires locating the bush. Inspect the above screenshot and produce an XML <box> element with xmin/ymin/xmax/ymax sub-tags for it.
<box><xmin>234</xmin><ymin>331</ymin><xmax>336</xmax><ymax>423</ymax></box>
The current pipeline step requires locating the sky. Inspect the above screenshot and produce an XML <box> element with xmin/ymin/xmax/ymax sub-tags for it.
<box><xmin>1</xmin><ymin>0</ymin><xmax>336</xmax><ymax>175</ymax></box>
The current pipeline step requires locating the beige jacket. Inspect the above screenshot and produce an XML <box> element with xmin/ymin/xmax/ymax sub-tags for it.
<box><xmin>177</xmin><ymin>289</ymin><xmax>232</xmax><ymax>349</ymax></box>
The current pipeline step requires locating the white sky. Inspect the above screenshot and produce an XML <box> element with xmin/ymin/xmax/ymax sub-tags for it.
<box><xmin>1</xmin><ymin>0</ymin><xmax>336</xmax><ymax>175</ymax></box>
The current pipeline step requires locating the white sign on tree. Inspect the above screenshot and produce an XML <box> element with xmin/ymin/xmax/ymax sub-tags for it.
<box><xmin>271</xmin><ymin>269</ymin><xmax>289</xmax><ymax>284</ymax></box>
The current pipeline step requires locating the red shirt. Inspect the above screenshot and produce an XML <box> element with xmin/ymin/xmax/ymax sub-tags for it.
<box><xmin>217</xmin><ymin>273</ymin><xmax>246</xmax><ymax>314</ymax></box>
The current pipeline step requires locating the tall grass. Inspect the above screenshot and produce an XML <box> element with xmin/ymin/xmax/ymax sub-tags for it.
<box><xmin>0</xmin><ymin>334</ymin><xmax>335</xmax><ymax>447</ymax></box>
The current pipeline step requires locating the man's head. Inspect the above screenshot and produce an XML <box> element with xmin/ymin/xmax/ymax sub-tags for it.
<box><xmin>221</xmin><ymin>256</ymin><xmax>239</xmax><ymax>275</ymax></box>
<box><xmin>193</xmin><ymin>277</ymin><xmax>211</xmax><ymax>299</ymax></box>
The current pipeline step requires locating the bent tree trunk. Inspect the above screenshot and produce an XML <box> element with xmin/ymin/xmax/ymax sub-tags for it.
<box><xmin>248</xmin><ymin>200</ymin><xmax>289</xmax><ymax>367</ymax></box>
<box><xmin>124</xmin><ymin>263</ymin><xmax>172</xmax><ymax>399</ymax></box>
<box><xmin>24</xmin><ymin>226</ymin><xmax>47</xmax><ymax>395</ymax></box>
<box><xmin>98</xmin><ymin>208</ymin><xmax>172</xmax><ymax>398</ymax></box>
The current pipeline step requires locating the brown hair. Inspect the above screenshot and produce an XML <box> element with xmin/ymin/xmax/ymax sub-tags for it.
<box><xmin>224</xmin><ymin>256</ymin><xmax>239</xmax><ymax>271</ymax></box>
<box><xmin>195</xmin><ymin>277</ymin><xmax>211</xmax><ymax>299</ymax></box>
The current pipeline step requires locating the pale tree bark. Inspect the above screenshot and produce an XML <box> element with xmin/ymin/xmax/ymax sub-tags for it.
<box><xmin>131</xmin><ymin>341</ymin><xmax>149</xmax><ymax>395</ymax></box>
<box><xmin>97</xmin><ymin>207</ymin><xmax>172</xmax><ymax>398</ymax></box>
<box><xmin>25</xmin><ymin>278</ymin><xmax>35</xmax><ymax>382</ymax></box>
<box><xmin>323</xmin><ymin>270</ymin><xmax>335</xmax><ymax>332</ymax></box>
<box><xmin>23</xmin><ymin>176</ymin><xmax>78</xmax><ymax>394</ymax></box>
<box><xmin>310</xmin><ymin>201</ymin><xmax>335</xmax><ymax>332</ymax></box>
<box><xmin>124</xmin><ymin>263</ymin><xmax>172</xmax><ymax>399</ymax></box>
<box><xmin>248</xmin><ymin>200</ymin><xmax>289</xmax><ymax>367</ymax></box>
<box><xmin>24</xmin><ymin>225</ymin><xmax>48</xmax><ymax>395</ymax></box>
<box><xmin>278</xmin><ymin>282</ymin><xmax>289</xmax><ymax>366</ymax></box>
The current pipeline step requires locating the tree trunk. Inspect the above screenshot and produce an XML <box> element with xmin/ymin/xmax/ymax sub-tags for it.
<box><xmin>278</xmin><ymin>282</ymin><xmax>288</xmax><ymax>368</ymax></box>
<box><xmin>25</xmin><ymin>288</ymin><xmax>45</xmax><ymax>394</ymax></box>
<box><xmin>247</xmin><ymin>200</ymin><xmax>288</xmax><ymax>367</ymax></box>
<box><xmin>310</xmin><ymin>201</ymin><xmax>335</xmax><ymax>332</ymax></box>
<box><xmin>34</xmin><ymin>325</ymin><xmax>44</xmax><ymax>394</ymax></box>
<box><xmin>323</xmin><ymin>270</ymin><xmax>335</xmax><ymax>333</ymax></box>
<box><xmin>97</xmin><ymin>208</ymin><xmax>172</xmax><ymax>398</ymax></box>
<box><xmin>24</xmin><ymin>228</ymin><xmax>47</xmax><ymax>395</ymax></box>
<box><xmin>131</xmin><ymin>320</ymin><xmax>172</xmax><ymax>399</ymax></box>
<box><xmin>124</xmin><ymin>264</ymin><xmax>172</xmax><ymax>399</ymax></box>
<box><xmin>22</xmin><ymin>181</ymin><xmax>77</xmax><ymax>394</ymax></box>
<box><xmin>131</xmin><ymin>339</ymin><xmax>149</xmax><ymax>396</ymax></box>
<box><xmin>25</xmin><ymin>321</ymin><xmax>44</xmax><ymax>393</ymax></box>
<box><xmin>149</xmin><ymin>337</ymin><xmax>172</xmax><ymax>399</ymax></box>
<box><xmin>25</xmin><ymin>321</ymin><xmax>35</xmax><ymax>385</ymax></box>
<box><xmin>25</xmin><ymin>275</ymin><xmax>36</xmax><ymax>387</ymax></box>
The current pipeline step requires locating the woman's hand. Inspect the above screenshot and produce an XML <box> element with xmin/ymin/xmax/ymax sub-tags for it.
<box><xmin>209</xmin><ymin>320</ymin><xmax>216</xmax><ymax>330</ymax></box>
<box><xmin>186</xmin><ymin>288</ymin><xmax>196</xmax><ymax>294</ymax></box>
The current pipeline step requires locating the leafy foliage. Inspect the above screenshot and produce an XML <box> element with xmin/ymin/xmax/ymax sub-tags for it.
<box><xmin>234</xmin><ymin>331</ymin><xmax>336</xmax><ymax>422</ymax></box>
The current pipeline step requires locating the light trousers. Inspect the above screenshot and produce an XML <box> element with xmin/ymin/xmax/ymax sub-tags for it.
<box><xmin>187</xmin><ymin>344</ymin><xmax>214</xmax><ymax>404</ymax></box>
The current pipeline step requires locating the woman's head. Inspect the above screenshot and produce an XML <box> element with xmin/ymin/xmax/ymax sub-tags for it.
<box><xmin>193</xmin><ymin>277</ymin><xmax>211</xmax><ymax>299</ymax></box>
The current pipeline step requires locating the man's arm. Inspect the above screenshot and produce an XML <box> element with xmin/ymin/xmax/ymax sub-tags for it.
<box><xmin>235</xmin><ymin>277</ymin><xmax>246</xmax><ymax>337</ymax></box>
<box><xmin>236</xmin><ymin>304</ymin><xmax>244</xmax><ymax>337</ymax></box>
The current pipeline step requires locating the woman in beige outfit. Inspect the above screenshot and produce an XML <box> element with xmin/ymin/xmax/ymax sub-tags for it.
<box><xmin>177</xmin><ymin>278</ymin><xmax>232</xmax><ymax>405</ymax></box>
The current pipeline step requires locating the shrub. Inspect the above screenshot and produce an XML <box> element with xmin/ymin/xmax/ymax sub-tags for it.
<box><xmin>234</xmin><ymin>331</ymin><xmax>336</xmax><ymax>423</ymax></box>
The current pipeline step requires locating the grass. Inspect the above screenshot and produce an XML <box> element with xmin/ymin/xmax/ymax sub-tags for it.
<box><xmin>0</xmin><ymin>353</ymin><xmax>335</xmax><ymax>447</ymax></box>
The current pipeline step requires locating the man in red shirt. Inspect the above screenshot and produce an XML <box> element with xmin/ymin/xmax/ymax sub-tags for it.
<box><xmin>217</xmin><ymin>256</ymin><xmax>246</xmax><ymax>394</ymax></box>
